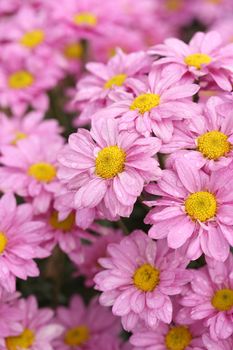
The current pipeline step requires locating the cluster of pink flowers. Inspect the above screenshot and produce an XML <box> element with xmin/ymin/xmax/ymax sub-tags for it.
<box><xmin>1</xmin><ymin>0</ymin><xmax>233</xmax><ymax>349</ymax></box>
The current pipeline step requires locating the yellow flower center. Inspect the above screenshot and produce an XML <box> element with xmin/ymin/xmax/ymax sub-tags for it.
<box><xmin>0</xmin><ymin>232</ymin><xmax>7</xmax><ymax>254</ymax></box>
<box><xmin>28</xmin><ymin>162</ymin><xmax>56</xmax><ymax>183</ymax></box>
<box><xmin>185</xmin><ymin>191</ymin><xmax>217</xmax><ymax>222</ymax></box>
<box><xmin>8</xmin><ymin>71</ymin><xmax>34</xmax><ymax>89</ymax></box>
<box><xmin>197</xmin><ymin>130</ymin><xmax>231</xmax><ymax>160</ymax></box>
<box><xmin>64</xmin><ymin>325</ymin><xmax>89</xmax><ymax>346</ymax></box>
<box><xmin>49</xmin><ymin>211</ymin><xmax>75</xmax><ymax>232</ymax></box>
<box><xmin>166</xmin><ymin>0</ymin><xmax>183</xmax><ymax>11</ymax></box>
<box><xmin>20</xmin><ymin>30</ymin><xmax>45</xmax><ymax>48</ymax></box>
<box><xmin>133</xmin><ymin>263</ymin><xmax>160</xmax><ymax>292</ymax></box>
<box><xmin>184</xmin><ymin>53</ymin><xmax>212</xmax><ymax>70</ymax></box>
<box><xmin>130</xmin><ymin>93</ymin><xmax>160</xmax><ymax>114</ymax></box>
<box><xmin>165</xmin><ymin>326</ymin><xmax>192</xmax><ymax>350</ymax></box>
<box><xmin>95</xmin><ymin>145</ymin><xmax>126</xmax><ymax>179</ymax></box>
<box><xmin>104</xmin><ymin>74</ymin><xmax>127</xmax><ymax>89</ymax></box>
<box><xmin>6</xmin><ymin>329</ymin><xmax>35</xmax><ymax>350</ymax></box>
<box><xmin>11</xmin><ymin>131</ymin><xmax>27</xmax><ymax>145</ymax></box>
<box><xmin>64</xmin><ymin>43</ymin><xmax>83</xmax><ymax>59</ymax></box>
<box><xmin>211</xmin><ymin>289</ymin><xmax>233</xmax><ymax>311</ymax></box>
<box><xmin>73</xmin><ymin>12</ymin><xmax>97</xmax><ymax>26</ymax></box>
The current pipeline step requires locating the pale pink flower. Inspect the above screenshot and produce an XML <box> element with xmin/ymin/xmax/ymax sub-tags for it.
<box><xmin>94</xmin><ymin>230</ymin><xmax>191</xmax><ymax>331</ymax></box>
<box><xmin>0</xmin><ymin>292</ymin><xmax>23</xmax><ymax>338</ymax></box>
<box><xmin>76</xmin><ymin>225</ymin><xmax>123</xmax><ymax>287</ymax></box>
<box><xmin>74</xmin><ymin>49</ymin><xmax>151</xmax><ymax>124</ymax></box>
<box><xmin>0</xmin><ymin>136</ymin><xmax>64</xmax><ymax>214</ymax></box>
<box><xmin>52</xmin><ymin>0</ymin><xmax>125</xmax><ymax>41</ymax></box>
<box><xmin>1</xmin><ymin>296</ymin><xmax>63</xmax><ymax>350</ymax></box>
<box><xmin>130</xmin><ymin>320</ymin><xmax>205</xmax><ymax>350</ymax></box>
<box><xmin>150</xmin><ymin>31</ymin><xmax>233</xmax><ymax>91</ymax></box>
<box><xmin>192</xmin><ymin>0</ymin><xmax>233</xmax><ymax>25</ymax></box>
<box><xmin>0</xmin><ymin>47</ymin><xmax>62</xmax><ymax>116</ymax></box>
<box><xmin>178</xmin><ymin>255</ymin><xmax>233</xmax><ymax>340</ymax></box>
<box><xmin>57</xmin><ymin>118</ymin><xmax>161</xmax><ymax>220</ymax></box>
<box><xmin>0</xmin><ymin>111</ymin><xmax>62</xmax><ymax>148</ymax></box>
<box><xmin>161</xmin><ymin>96</ymin><xmax>233</xmax><ymax>172</ymax></box>
<box><xmin>145</xmin><ymin>159</ymin><xmax>233</xmax><ymax>262</ymax></box>
<box><xmin>54</xmin><ymin>295</ymin><xmax>120</xmax><ymax>350</ymax></box>
<box><xmin>2</xmin><ymin>5</ymin><xmax>64</xmax><ymax>59</ymax></box>
<box><xmin>0</xmin><ymin>193</ymin><xmax>49</xmax><ymax>293</ymax></box>
<box><xmin>98</xmin><ymin>67</ymin><xmax>199</xmax><ymax>141</ymax></box>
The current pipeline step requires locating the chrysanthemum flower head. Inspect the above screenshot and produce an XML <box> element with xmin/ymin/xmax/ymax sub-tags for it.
<box><xmin>98</xmin><ymin>67</ymin><xmax>199</xmax><ymax>141</ymax></box>
<box><xmin>57</xmin><ymin>117</ymin><xmax>161</xmax><ymax>219</ymax></box>
<box><xmin>54</xmin><ymin>295</ymin><xmax>120</xmax><ymax>350</ymax></box>
<box><xmin>178</xmin><ymin>254</ymin><xmax>233</xmax><ymax>340</ymax></box>
<box><xmin>0</xmin><ymin>136</ymin><xmax>64</xmax><ymax>214</ymax></box>
<box><xmin>150</xmin><ymin>31</ymin><xmax>233</xmax><ymax>91</ymax></box>
<box><xmin>162</xmin><ymin>96</ymin><xmax>233</xmax><ymax>172</ymax></box>
<box><xmin>94</xmin><ymin>230</ymin><xmax>191</xmax><ymax>331</ymax></box>
<box><xmin>145</xmin><ymin>158</ymin><xmax>233</xmax><ymax>262</ymax></box>
<box><xmin>3</xmin><ymin>296</ymin><xmax>63</xmax><ymax>350</ymax></box>
<box><xmin>0</xmin><ymin>47</ymin><xmax>63</xmax><ymax>116</ymax></box>
<box><xmin>130</xmin><ymin>319</ymin><xmax>205</xmax><ymax>350</ymax></box>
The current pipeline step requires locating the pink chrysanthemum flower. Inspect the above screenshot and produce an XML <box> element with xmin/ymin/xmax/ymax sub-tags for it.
<box><xmin>178</xmin><ymin>255</ymin><xmax>233</xmax><ymax>340</ymax></box>
<box><xmin>203</xmin><ymin>332</ymin><xmax>233</xmax><ymax>350</ymax></box>
<box><xmin>76</xmin><ymin>225</ymin><xmax>123</xmax><ymax>287</ymax></box>
<box><xmin>150</xmin><ymin>31</ymin><xmax>233</xmax><ymax>91</ymax></box>
<box><xmin>0</xmin><ymin>47</ymin><xmax>63</xmax><ymax>116</ymax></box>
<box><xmin>2</xmin><ymin>296</ymin><xmax>63</xmax><ymax>350</ymax></box>
<box><xmin>0</xmin><ymin>193</ymin><xmax>49</xmax><ymax>293</ymax></box>
<box><xmin>0</xmin><ymin>111</ymin><xmax>62</xmax><ymax>148</ymax></box>
<box><xmin>54</xmin><ymin>295</ymin><xmax>120</xmax><ymax>350</ymax></box>
<box><xmin>74</xmin><ymin>49</ymin><xmax>151</xmax><ymax>125</ymax></box>
<box><xmin>99</xmin><ymin>67</ymin><xmax>199</xmax><ymax>141</ymax></box>
<box><xmin>94</xmin><ymin>230</ymin><xmax>191</xmax><ymax>331</ymax></box>
<box><xmin>52</xmin><ymin>0</ymin><xmax>124</xmax><ymax>41</ymax></box>
<box><xmin>161</xmin><ymin>96</ymin><xmax>233</xmax><ymax>172</ymax></box>
<box><xmin>0</xmin><ymin>292</ymin><xmax>23</xmax><ymax>338</ymax></box>
<box><xmin>130</xmin><ymin>320</ymin><xmax>205</xmax><ymax>350</ymax></box>
<box><xmin>57</xmin><ymin>118</ymin><xmax>161</xmax><ymax>219</ymax></box>
<box><xmin>2</xmin><ymin>6</ymin><xmax>63</xmax><ymax>58</ymax></box>
<box><xmin>0</xmin><ymin>136</ymin><xmax>64</xmax><ymax>214</ymax></box>
<box><xmin>145</xmin><ymin>159</ymin><xmax>233</xmax><ymax>262</ymax></box>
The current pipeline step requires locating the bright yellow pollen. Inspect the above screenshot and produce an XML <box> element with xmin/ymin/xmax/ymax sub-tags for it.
<box><xmin>95</xmin><ymin>146</ymin><xmax>126</xmax><ymax>179</ymax></box>
<box><xmin>104</xmin><ymin>74</ymin><xmax>127</xmax><ymax>89</ymax></box>
<box><xmin>185</xmin><ymin>191</ymin><xmax>217</xmax><ymax>222</ymax></box>
<box><xmin>64</xmin><ymin>43</ymin><xmax>83</xmax><ymax>59</ymax></box>
<box><xmin>130</xmin><ymin>93</ymin><xmax>160</xmax><ymax>114</ymax></box>
<box><xmin>28</xmin><ymin>162</ymin><xmax>56</xmax><ymax>183</ymax></box>
<box><xmin>8</xmin><ymin>71</ymin><xmax>34</xmax><ymax>89</ymax></box>
<box><xmin>211</xmin><ymin>289</ymin><xmax>233</xmax><ymax>311</ymax></box>
<box><xmin>184</xmin><ymin>53</ymin><xmax>212</xmax><ymax>70</ymax></box>
<box><xmin>20</xmin><ymin>30</ymin><xmax>44</xmax><ymax>48</ymax></box>
<box><xmin>133</xmin><ymin>263</ymin><xmax>160</xmax><ymax>292</ymax></box>
<box><xmin>165</xmin><ymin>326</ymin><xmax>192</xmax><ymax>350</ymax></box>
<box><xmin>73</xmin><ymin>12</ymin><xmax>97</xmax><ymax>27</ymax></box>
<box><xmin>11</xmin><ymin>131</ymin><xmax>27</xmax><ymax>145</ymax></box>
<box><xmin>197</xmin><ymin>130</ymin><xmax>231</xmax><ymax>160</ymax></box>
<box><xmin>166</xmin><ymin>0</ymin><xmax>183</xmax><ymax>11</ymax></box>
<box><xmin>49</xmin><ymin>211</ymin><xmax>75</xmax><ymax>232</ymax></box>
<box><xmin>6</xmin><ymin>329</ymin><xmax>35</xmax><ymax>350</ymax></box>
<box><xmin>0</xmin><ymin>232</ymin><xmax>7</xmax><ymax>254</ymax></box>
<box><xmin>64</xmin><ymin>325</ymin><xmax>89</xmax><ymax>346</ymax></box>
